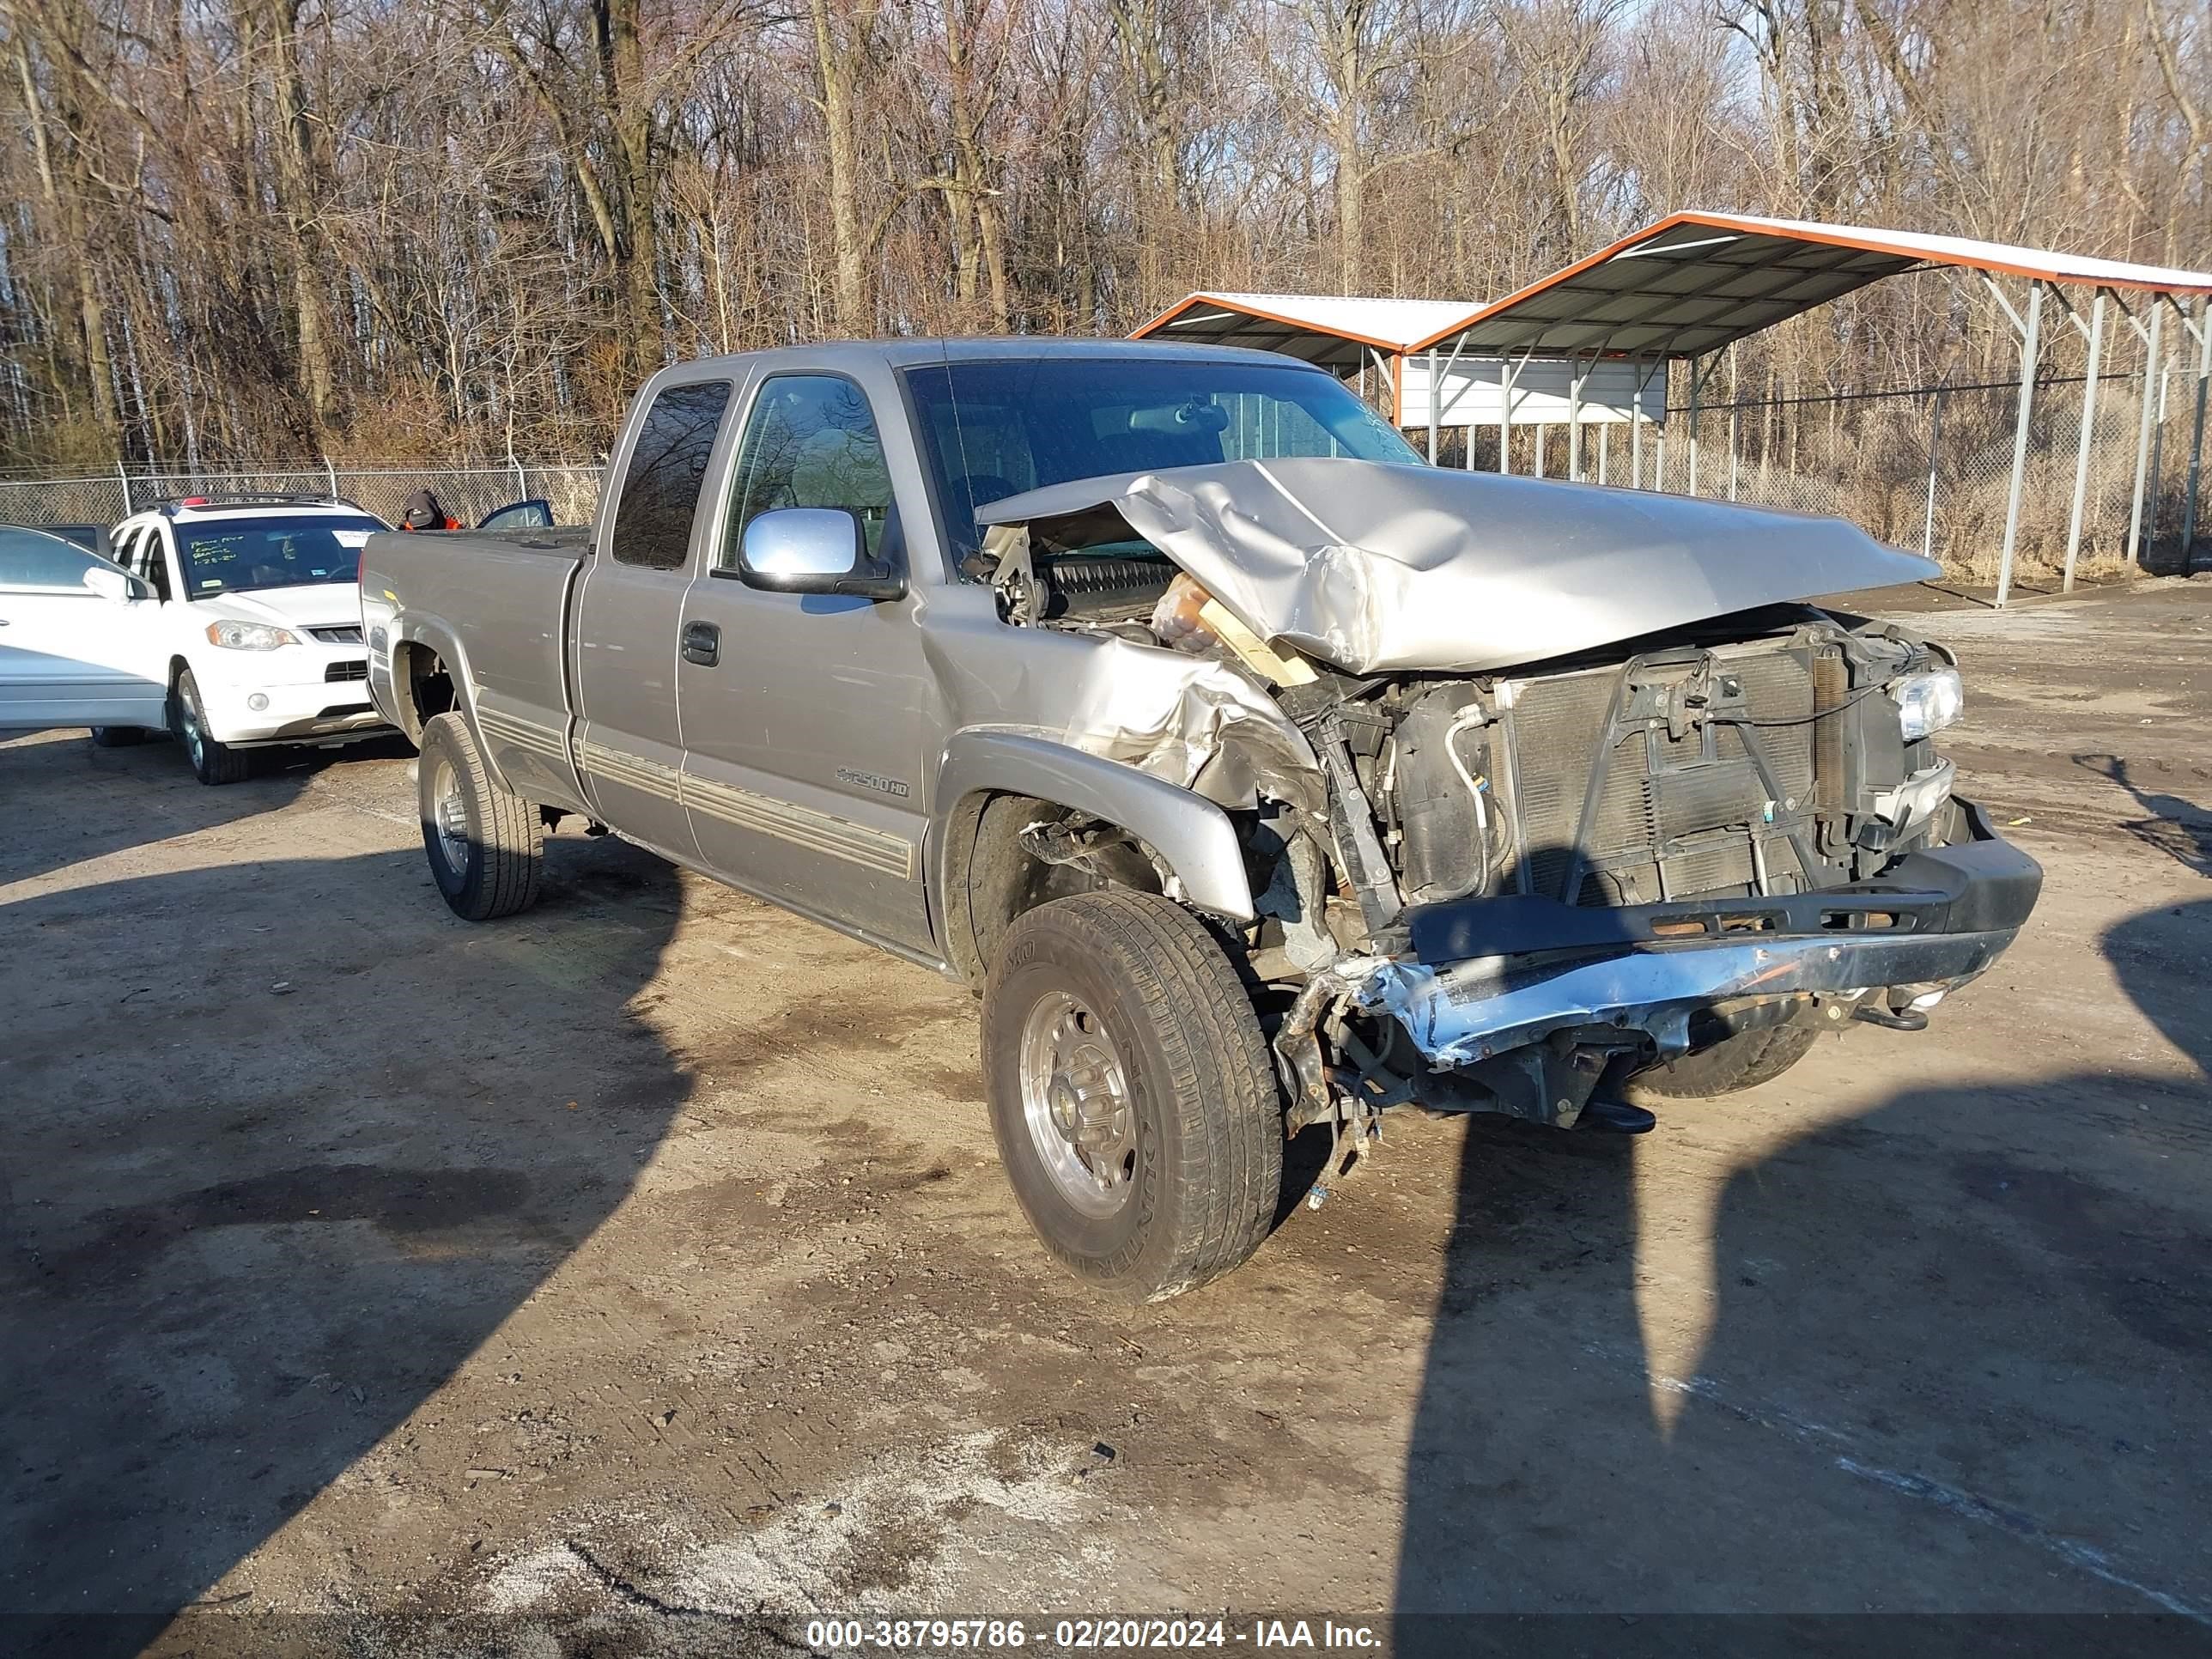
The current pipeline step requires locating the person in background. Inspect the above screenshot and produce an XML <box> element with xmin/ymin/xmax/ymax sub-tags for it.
<box><xmin>398</xmin><ymin>488</ymin><xmax>459</xmax><ymax>532</ymax></box>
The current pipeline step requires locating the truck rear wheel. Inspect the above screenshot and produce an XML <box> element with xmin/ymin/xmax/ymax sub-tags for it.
<box><xmin>1625</xmin><ymin>1021</ymin><xmax>1820</xmax><ymax>1101</ymax></box>
<box><xmin>418</xmin><ymin>711</ymin><xmax>544</xmax><ymax>921</ymax></box>
<box><xmin>981</xmin><ymin>890</ymin><xmax>1282</xmax><ymax>1301</ymax></box>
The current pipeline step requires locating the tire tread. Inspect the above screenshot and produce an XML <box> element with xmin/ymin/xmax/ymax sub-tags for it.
<box><xmin>986</xmin><ymin>890</ymin><xmax>1280</xmax><ymax>1299</ymax></box>
<box><xmin>421</xmin><ymin>711</ymin><xmax>544</xmax><ymax>920</ymax></box>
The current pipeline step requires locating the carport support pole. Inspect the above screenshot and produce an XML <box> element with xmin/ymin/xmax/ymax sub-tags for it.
<box><xmin>1922</xmin><ymin>386</ymin><xmax>1947</xmax><ymax>562</ymax></box>
<box><xmin>1498</xmin><ymin>362</ymin><xmax>1513</xmax><ymax>475</ymax></box>
<box><xmin>1567</xmin><ymin>363</ymin><xmax>1583</xmax><ymax>481</ymax></box>
<box><xmin>1996</xmin><ymin>281</ymin><xmax>2045</xmax><ymax>609</ymax></box>
<box><xmin>1426</xmin><ymin>349</ymin><xmax>1440</xmax><ymax>465</ymax></box>
<box><xmin>2183</xmin><ymin>297</ymin><xmax>2211</xmax><ymax>570</ymax></box>
<box><xmin>1686</xmin><ymin>354</ymin><xmax>1703</xmax><ymax>496</ymax></box>
<box><xmin>2063</xmin><ymin>290</ymin><xmax>2106</xmax><ymax>592</ymax></box>
<box><xmin>2126</xmin><ymin>301</ymin><xmax>2164</xmax><ymax>566</ymax></box>
<box><xmin>1598</xmin><ymin>421</ymin><xmax>1610</xmax><ymax>485</ymax></box>
<box><xmin>1727</xmin><ymin>343</ymin><xmax>1741</xmax><ymax>501</ymax></box>
<box><xmin>2149</xmin><ymin>351</ymin><xmax>2173</xmax><ymax>553</ymax></box>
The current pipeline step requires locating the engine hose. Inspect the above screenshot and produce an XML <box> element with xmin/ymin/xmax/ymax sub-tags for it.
<box><xmin>1443</xmin><ymin>706</ymin><xmax>1511</xmax><ymax>896</ymax></box>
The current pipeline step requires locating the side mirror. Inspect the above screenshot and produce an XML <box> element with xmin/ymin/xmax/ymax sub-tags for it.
<box><xmin>735</xmin><ymin>507</ymin><xmax>902</xmax><ymax>601</ymax></box>
<box><xmin>82</xmin><ymin>565</ymin><xmax>143</xmax><ymax>602</ymax></box>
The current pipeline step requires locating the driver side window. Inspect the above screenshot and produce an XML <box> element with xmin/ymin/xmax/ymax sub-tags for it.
<box><xmin>721</xmin><ymin>374</ymin><xmax>895</xmax><ymax>568</ymax></box>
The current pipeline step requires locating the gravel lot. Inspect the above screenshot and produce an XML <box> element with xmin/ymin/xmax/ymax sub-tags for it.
<box><xmin>3</xmin><ymin>579</ymin><xmax>2209</xmax><ymax>1657</ymax></box>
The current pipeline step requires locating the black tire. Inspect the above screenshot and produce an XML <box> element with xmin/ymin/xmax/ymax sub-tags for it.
<box><xmin>981</xmin><ymin>890</ymin><xmax>1282</xmax><ymax>1301</ymax></box>
<box><xmin>88</xmin><ymin>725</ymin><xmax>150</xmax><ymax>747</ymax></box>
<box><xmin>1624</xmin><ymin>1020</ymin><xmax>1821</xmax><ymax>1101</ymax></box>
<box><xmin>417</xmin><ymin>711</ymin><xmax>544</xmax><ymax>921</ymax></box>
<box><xmin>170</xmin><ymin>669</ymin><xmax>252</xmax><ymax>784</ymax></box>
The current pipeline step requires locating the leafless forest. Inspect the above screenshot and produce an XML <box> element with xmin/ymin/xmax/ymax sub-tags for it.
<box><xmin>1</xmin><ymin>0</ymin><xmax>2206</xmax><ymax>471</ymax></box>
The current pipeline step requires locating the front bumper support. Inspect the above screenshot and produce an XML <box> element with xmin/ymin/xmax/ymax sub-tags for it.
<box><xmin>1362</xmin><ymin>799</ymin><xmax>2040</xmax><ymax>1081</ymax></box>
<box><xmin>1406</xmin><ymin>800</ymin><xmax>2040</xmax><ymax>965</ymax></box>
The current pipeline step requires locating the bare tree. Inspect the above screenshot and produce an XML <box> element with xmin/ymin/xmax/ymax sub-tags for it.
<box><xmin>0</xmin><ymin>0</ymin><xmax>2198</xmax><ymax>465</ymax></box>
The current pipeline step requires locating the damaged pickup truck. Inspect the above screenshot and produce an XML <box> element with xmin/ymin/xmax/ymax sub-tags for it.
<box><xmin>362</xmin><ymin>340</ymin><xmax>2040</xmax><ymax>1301</ymax></box>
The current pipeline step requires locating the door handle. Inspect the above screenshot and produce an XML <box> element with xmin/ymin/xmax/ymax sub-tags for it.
<box><xmin>681</xmin><ymin>620</ymin><xmax>720</xmax><ymax>667</ymax></box>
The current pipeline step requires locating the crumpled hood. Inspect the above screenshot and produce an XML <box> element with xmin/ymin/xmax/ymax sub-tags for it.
<box><xmin>977</xmin><ymin>457</ymin><xmax>1937</xmax><ymax>675</ymax></box>
<box><xmin>193</xmin><ymin>583</ymin><xmax>365</xmax><ymax>631</ymax></box>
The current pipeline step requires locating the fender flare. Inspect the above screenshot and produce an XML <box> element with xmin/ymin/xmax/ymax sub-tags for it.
<box><xmin>929</xmin><ymin>730</ymin><xmax>1255</xmax><ymax>958</ymax></box>
<box><xmin>385</xmin><ymin>619</ymin><xmax>504</xmax><ymax>778</ymax></box>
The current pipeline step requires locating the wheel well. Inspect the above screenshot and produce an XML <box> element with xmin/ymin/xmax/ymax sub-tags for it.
<box><xmin>392</xmin><ymin>642</ymin><xmax>457</xmax><ymax>744</ymax></box>
<box><xmin>942</xmin><ymin>792</ymin><xmax>1167</xmax><ymax>987</ymax></box>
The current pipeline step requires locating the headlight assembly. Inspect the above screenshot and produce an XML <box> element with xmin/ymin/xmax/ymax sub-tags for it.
<box><xmin>1890</xmin><ymin>666</ymin><xmax>1963</xmax><ymax>741</ymax></box>
<box><xmin>205</xmin><ymin>620</ymin><xmax>300</xmax><ymax>651</ymax></box>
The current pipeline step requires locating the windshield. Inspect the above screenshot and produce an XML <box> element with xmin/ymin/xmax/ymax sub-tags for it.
<box><xmin>173</xmin><ymin>514</ymin><xmax>384</xmax><ymax>599</ymax></box>
<box><xmin>903</xmin><ymin>356</ymin><xmax>1422</xmax><ymax>562</ymax></box>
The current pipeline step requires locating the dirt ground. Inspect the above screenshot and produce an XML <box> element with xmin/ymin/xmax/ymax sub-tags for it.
<box><xmin>3</xmin><ymin>579</ymin><xmax>2209</xmax><ymax>1658</ymax></box>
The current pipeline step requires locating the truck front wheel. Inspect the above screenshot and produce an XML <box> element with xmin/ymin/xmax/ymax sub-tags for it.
<box><xmin>418</xmin><ymin>711</ymin><xmax>544</xmax><ymax>921</ymax></box>
<box><xmin>981</xmin><ymin>890</ymin><xmax>1283</xmax><ymax>1301</ymax></box>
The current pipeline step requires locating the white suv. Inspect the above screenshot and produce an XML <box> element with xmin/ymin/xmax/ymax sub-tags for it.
<box><xmin>93</xmin><ymin>496</ymin><xmax>395</xmax><ymax>782</ymax></box>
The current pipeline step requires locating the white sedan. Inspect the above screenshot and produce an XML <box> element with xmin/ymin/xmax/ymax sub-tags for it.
<box><xmin>3</xmin><ymin>498</ymin><xmax>392</xmax><ymax>783</ymax></box>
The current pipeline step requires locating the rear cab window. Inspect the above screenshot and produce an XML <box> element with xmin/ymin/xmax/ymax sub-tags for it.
<box><xmin>610</xmin><ymin>380</ymin><xmax>736</xmax><ymax>570</ymax></box>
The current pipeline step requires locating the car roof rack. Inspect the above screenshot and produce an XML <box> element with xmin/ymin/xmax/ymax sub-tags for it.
<box><xmin>154</xmin><ymin>492</ymin><xmax>370</xmax><ymax>514</ymax></box>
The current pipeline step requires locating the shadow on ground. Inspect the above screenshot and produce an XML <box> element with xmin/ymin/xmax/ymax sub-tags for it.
<box><xmin>0</xmin><ymin>801</ymin><xmax>688</xmax><ymax>1654</ymax></box>
<box><xmin>1393</xmin><ymin>897</ymin><xmax>2212</xmax><ymax>1655</ymax></box>
<box><xmin>2075</xmin><ymin>754</ymin><xmax>2212</xmax><ymax>877</ymax></box>
<box><xmin>0</xmin><ymin>727</ymin><xmax>412</xmax><ymax>890</ymax></box>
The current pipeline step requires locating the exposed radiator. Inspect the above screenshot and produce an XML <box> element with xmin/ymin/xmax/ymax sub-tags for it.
<box><xmin>1502</xmin><ymin>645</ymin><xmax>1817</xmax><ymax>904</ymax></box>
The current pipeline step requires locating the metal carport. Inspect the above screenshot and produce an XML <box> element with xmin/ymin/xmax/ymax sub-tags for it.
<box><xmin>1138</xmin><ymin>214</ymin><xmax>2212</xmax><ymax>605</ymax></box>
<box><xmin>1411</xmin><ymin>212</ymin><xmax>2212</xmax><ymax>605</ymax></box>
<box><xmin>1132</xmin><ymin>291</ymin><xmax>1481</xmax><ymax>416</ymax></box>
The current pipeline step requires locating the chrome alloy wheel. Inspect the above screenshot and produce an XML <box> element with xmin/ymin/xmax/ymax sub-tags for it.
<box><xmin>179</xmin><ymin>686</ymin><xmax>206</xmax><ymax>767</ymax></box>
<box><xmin>429</xmin><ymin>753</ymin><xmax>471</xmax><ymax>874</ymax></box>
<box><xmin>1018</xmin><ymin>990</ymin><xmax>1138</xmax><ymax>1218</ymax></box>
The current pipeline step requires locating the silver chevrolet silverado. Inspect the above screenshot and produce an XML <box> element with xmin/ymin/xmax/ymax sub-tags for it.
<box><xmin>362</xmin><ymin>339</ymin><xmax>2040</xmax><ymax>1301</ymax></box>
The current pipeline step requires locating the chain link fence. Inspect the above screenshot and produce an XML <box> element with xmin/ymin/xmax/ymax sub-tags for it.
<box><xmin>1438</xmin><ymin>369</ymin><xmax>2205</xmax><ymax>585</ymax></box>
<box><xmin>4</xmin><ymin>392</ymin><xmax>2203</xmax><ymax>586</ymax></box>
<box><xmin>0</xmin><ymin>463</ymin><xmax>603</xmax><ymax>537</ymax></box>
<box><xmin>1650</xmin><ymin>377</ymin><xmax>2189</xmax><ymax>584</ymax></box>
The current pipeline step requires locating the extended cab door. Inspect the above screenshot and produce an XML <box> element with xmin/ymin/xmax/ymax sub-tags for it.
<box><xmin>569</xmin><ymin>374</ymin><xmax>738</xmax><ymax>863</ymax></box>
<box><xmin>675</xmin><ymin>370</ymin><xmax>937</xmax><ymax>954</ymax></box>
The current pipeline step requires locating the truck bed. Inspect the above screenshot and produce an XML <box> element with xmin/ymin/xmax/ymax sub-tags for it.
<box><xmin>362</xmin><ymin>525</ymin><xmax>592</xmax><ymax>812</ymax></box>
